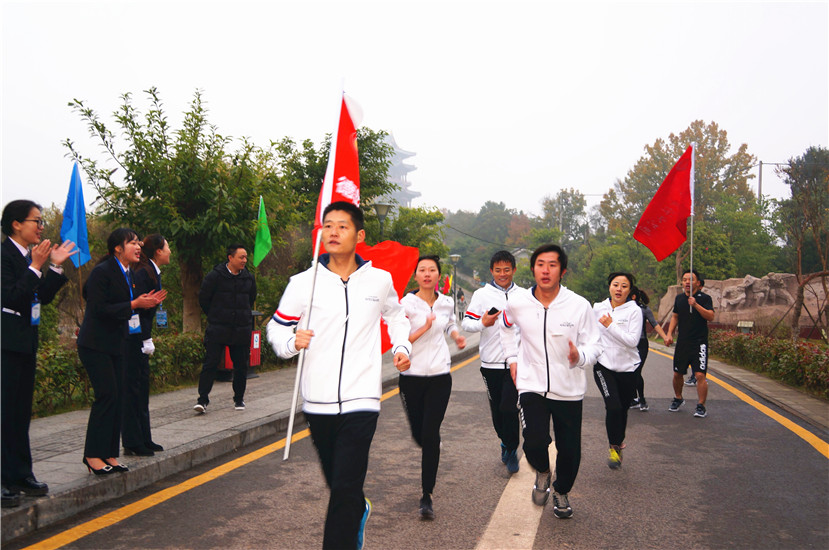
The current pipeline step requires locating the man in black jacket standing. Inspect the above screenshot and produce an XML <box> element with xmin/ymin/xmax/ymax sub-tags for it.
<box><xmin>194</xmin><ymin>244</ymin><xmax>256</xmax><ymax>413</ymax></box>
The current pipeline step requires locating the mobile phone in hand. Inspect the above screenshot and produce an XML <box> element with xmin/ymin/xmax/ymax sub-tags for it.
<box><xmin>488</xmin><ymin>307</ymin><xmax>500</xmax><ymax>315</ymax></box>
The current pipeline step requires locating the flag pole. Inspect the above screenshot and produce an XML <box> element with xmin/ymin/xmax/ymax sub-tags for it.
<box><xmin>283</xmin><ymin>228</ymin><xmax>324</xmax><ymax>461</ymax></box>
<box><xmin>688</xmin><ymin>143</ymin><xmax>696</xmax><ymax>309</ymax></box>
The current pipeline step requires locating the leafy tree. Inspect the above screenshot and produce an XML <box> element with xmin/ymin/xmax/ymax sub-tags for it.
<box><xmin>774</xmin><ymin>146</ymin><xmax>829</xmax><ymax>341</ymax></box>
<box><xmin>385</xmin><ymin>206</ymin><xmax>448</xmax><ymax>257</ymax></box>
<box><xmin>598</xmin><ymin>120</ymin><xmax>757</xmax><ymax>282</ymax></box>
<box><xmin>540</xmin><ymin>189</ymin><xmax>588</xmax><ymax>247</ymax></box>
<box><xmin>65</xmin><ymin>88</ymin><xmax>296</xmax><ymax>332</ymax></box>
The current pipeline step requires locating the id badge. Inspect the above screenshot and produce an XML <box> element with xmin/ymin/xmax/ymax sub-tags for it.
<box><xmin>156</xmin><ymin>307</ymin><xmax>168</xmax><ymax>328</ymax></box>
<box><xmin>128</xmin><ymin>313</ymin><xmax>142</xmax><ymax>334</ymax></box>
<box><xmin>31</xmin><ymin>301</ymin><xmax>41</xmax><ymax>326</ymax></box>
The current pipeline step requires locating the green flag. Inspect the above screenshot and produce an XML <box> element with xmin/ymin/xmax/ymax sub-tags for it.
<box><xmin>253</xmin><ymin>195</ymin><xmax>272</xmax><ymax>267</ymax></box>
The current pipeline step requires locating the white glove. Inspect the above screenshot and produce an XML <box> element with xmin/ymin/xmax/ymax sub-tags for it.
<box><xmin>141</xmin><ymin>338</ymin><xmax>156</xmax><ymax>356</ymax></box>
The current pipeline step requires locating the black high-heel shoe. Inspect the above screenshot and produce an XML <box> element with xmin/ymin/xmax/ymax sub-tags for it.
<box><xmin>104</xmin><ymin>459</ymin><xmax>129</xmax><ymax>473</ymax></box>
<box><xmin>82</xmin><ymin>457</ymin><xmax>114</xmax><ymax>476</ymax></box>
<box><xmin>124</xmin><ymin>445</ymin><xmax>154</xmax><ymax>457</ymax></box>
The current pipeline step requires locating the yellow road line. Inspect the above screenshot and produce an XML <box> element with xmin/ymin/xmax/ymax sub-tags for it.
<box><xmin>650</xmin><ymin>348</ymin><xmax>829</xmax><ymax>459</ymax></box>
<box><xmin>25</xmin><ymin>355</ymin><xmax>479</xmax><ymax>550</ymax></box>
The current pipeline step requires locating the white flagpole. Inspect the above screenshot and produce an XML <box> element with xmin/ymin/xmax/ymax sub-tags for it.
<box><xmin>283</xmin><ymin>88</ymin><xmax>344</xmax><ymax>460</ymax></box>
<box><xmin>688</xmin><ymin>143</ymin><xmax>696</xmax><ymax>310</ymax></box>
<box><xmin>283</xmin><ymin>229</ymin><xmax>324</xmax><ymax>460</ymax></box>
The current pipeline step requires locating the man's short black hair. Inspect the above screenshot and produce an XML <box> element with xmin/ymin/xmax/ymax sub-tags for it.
<box><xmin>227</xmin><ymin>243</ymin><xmax>247</xmax><ymax>258</ymax></box>
<box><xmin>530</xmin><ymin>244</ymin><xmax>568</xmax><ymax>272</ymax></box>
<box><xmin>489</xmin><ymin>250</ymin><xmax>516</xmax><ymax>270</ymax></box>
<box><xmin>323</xmin><ymin>201</ymin><xmax>364</xmax><ymax>231</ymax></box>
<box><xmin>682</xmin><ymin>269</ymin><xmax>704</xmax><ymax>286</ymax></box>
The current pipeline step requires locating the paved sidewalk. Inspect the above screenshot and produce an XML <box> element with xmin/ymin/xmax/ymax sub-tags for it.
<box><xmin>2</xmin><ymin>334</ymin><xmax>827</xmax><ymax>544</ymax></box>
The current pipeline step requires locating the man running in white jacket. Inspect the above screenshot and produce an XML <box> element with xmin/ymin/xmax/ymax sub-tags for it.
<box><xmin>268</xmin><ymin>202</ymin><xmax>411</xmax><ymax>550</ymax></box>
<box><xmin>500</xmin><ymin>244</ymin><xmax>601</xmax><ymax>520</ymax></box>
<box><xmin>461</xmin><ymin>250</ymin><xmax>522</xmax><ymax>474</ymax></box>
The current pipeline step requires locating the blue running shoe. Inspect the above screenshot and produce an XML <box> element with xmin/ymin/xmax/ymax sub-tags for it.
<box><xmin>357</xmin><ymin>497</ymin><xmax>372</xmax><ymax>550</ymax></box>
<box><xmin>500</xmin><ymin>443</ymin><xmax>508</xmax><ymax>464</ymax></box>
<box><xmin>505</xmin><ymin>449</ymin><xmax>519</xmax><ymax>474</ymax></box>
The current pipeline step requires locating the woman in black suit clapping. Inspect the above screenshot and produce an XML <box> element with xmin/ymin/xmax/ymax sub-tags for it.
<box><xmin>1</xmin><ymin>200</ymin><xmax>76</xmax><ymax>506</ymax></box>
<box><xmin>122</xmin><ymin>234</ymin><xmax>169</xmax><ymax>456</ymax></box>
<box><xmin>78</xmin><ymin>228</ymin><xmax>164</xmax><ymax>475</ymax></box>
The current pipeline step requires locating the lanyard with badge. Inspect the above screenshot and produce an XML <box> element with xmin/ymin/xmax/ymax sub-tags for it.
<box><xmin>155</xmin><ymin>272</ymin><xmax>168</xmax><ymax>328</ymax></box>
<box><xmin>26</xmin><ymin>251</ymin><xmax>41</xmax><ymax>326</ymax></box>
<box><xmin>116</xmin><ymin>260</ymin><xmax>142</xmax><ymax>335</ymax></box>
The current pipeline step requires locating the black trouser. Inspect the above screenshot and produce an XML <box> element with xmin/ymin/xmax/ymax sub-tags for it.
<box><xmin>593</xmin><ymin>363</ymin><xmax>637</xmax><ymax>447</ymax></box>
<box><xmin>79</xmin><ymin>346</ymin><xmax>125</xmax><ymax>459</ymax></box>
<box><xmin>307</xmin><ymin>411</ymin><xmax>378</xmax><ymax>550</ymax></box>
<box><xmin>480</xmin><ymin>367</ymin><xmax>520</xmax><ymax>451</ymax></box>
<box><xmin>122</xmin><ymin>339</ymin><xmax>153</xmax><ymax>448</ymax></box>
<box><xmin>635</xmin><ymin>339</ymin><xmax>649</xmax><ymax>400</ymax></box>
<box><xmin>518</xmin><ymin>392</ymin><xmax>582</xmax><ymax>495</ymax></box>
<box><xmin>398</xmin><ymin>373</ymin><xmax>452</xmax><ymax>495</ymax></box>
<box><xmin>197</xmin><ymin>338</ymin><xmax>249</xmax><ymax>405</ymax></box>
<box><xmin>1</xmin><ymin>349</ymin><xmax>37</xmax><ymax>486</ymax></box>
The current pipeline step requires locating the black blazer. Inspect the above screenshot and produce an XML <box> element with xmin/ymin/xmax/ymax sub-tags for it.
<box><xmin>1</xmin><ymin>237</ymin><xmax>68</xmax><ymax>354</ymax></box>
<box><xmin>131</xmin><ymin>264</ymin><xmax>160</xmax><ymax>341</ymax></box>
<box><xmin>77</xmin><ymin>256</ymin><xmax>134</xmax><ymax>355</ymax></box>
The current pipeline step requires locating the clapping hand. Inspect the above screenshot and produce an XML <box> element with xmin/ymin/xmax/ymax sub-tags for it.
<box><xmin>50</xmin><ymin>240</ymin><xmax>79</xmax><ymax>265</ymax></box>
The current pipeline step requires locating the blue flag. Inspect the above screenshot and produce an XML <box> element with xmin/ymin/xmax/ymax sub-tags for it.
<box><xmin>60</xmin><ymin>163</ymin><xmax>91</xmax><ymax>268</ymax></box>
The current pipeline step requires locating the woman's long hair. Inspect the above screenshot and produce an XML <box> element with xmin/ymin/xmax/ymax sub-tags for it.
<box><xmin>134</xmin><ymin>234</ymin><xmax>166</xmax><ymax>287</ymax></box>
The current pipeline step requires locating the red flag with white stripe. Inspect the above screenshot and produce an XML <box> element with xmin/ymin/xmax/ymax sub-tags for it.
<box><xmin>314</xmin><ymin>93</ymin><xmax>363</xmax><ymax>232</ymax></box>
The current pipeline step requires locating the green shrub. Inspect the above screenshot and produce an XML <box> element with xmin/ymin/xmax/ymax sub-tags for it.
<box><xmin>709</xmin><ymin>330</ymin><xmax>829</xmax><ymax>399</ymax></box>
<box><xmin>34</xmin><ymin>341</ymin><xmax>91</xmax><ymax>417</ymax></box>
<box><xmin>148</xmin><ymin>331</ymin><xmax>205</xmax><ymax>391</ymax></box>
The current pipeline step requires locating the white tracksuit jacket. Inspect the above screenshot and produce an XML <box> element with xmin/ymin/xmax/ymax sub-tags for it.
<box><xmin>461</xmin><ymin>281</ymin><xmax>521</xmax><ymax>368</ymax></box>
<box><xmin>267</xmin><ymin>254</ymin><xmax>411</xmax><ymax>415</ymax></box>
<box><xmin>400</xmin><ymin>291</ymin><xmax>456</xmax><ymax>377</ymax></box>
<box><xmin>592</xmin><ymin>298</ymin><xmax>643</xmax><ymax>373</ymax></box>
<box><xmin>501</xmin><ymin>285</ymin><xmax>601</xmax><ymax>401</ymax></box>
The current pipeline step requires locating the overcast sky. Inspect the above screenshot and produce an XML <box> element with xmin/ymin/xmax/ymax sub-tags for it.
<box><xmin>2</xmin><ymin>0</ymin><xmax>827</xmax><ymax>220</ymax></box>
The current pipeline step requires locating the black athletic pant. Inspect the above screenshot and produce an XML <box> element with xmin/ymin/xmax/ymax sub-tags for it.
<box><xmin>399</xmin><ymin>373</ymin><xmax>452</xmax><ymax>495</ymax></box>
<box><xmin>518</xmin><ymin>392</ymin><xmax>582</xmax><ymax>495</ymax></box>
<box><xmin>480</xmin><ymin>367</ymin><xmax>520</xmax><ymax>451</ymax></box>
<box><xmin>634</xmin><ymin>339</ymin><xmax>649</xmax><ymax>400</ymax></box>
<box><xmin>307</xmin><ymin>411</ymin><xmax>378</xmax><ymax>550</ymax></box>
<box><xmin>1</xmin><ymin>349</ymin><xmax>37</xmax><ymax>486</ymax></box>
<box><xmin>122</xmin><ymin>339</ymin><xmax>153</xmax><ymax>448</ymax></box>
<box><xmin>593</xmin><ymin>363</ymin><xmax>637</xmax><ymax>447</ymax></box>
<box><xmin>197</xmin><ymin>338</ymin><xmax>249</xmax><ymax>405</ymax></box>
<box><xmin>79</xmin><ymin>347</ymin><xmax>125</xmax><ymax>459</ymax></box>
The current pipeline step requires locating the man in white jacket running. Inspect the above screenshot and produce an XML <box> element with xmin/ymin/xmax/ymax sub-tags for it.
<box><xmin>500</xmin><ymin>244</ymin><xmax>601</xmax><ymax>520</ymax></box>
<box><xmin>461</xmin><ymin>250</ymin><xmax>522</xmax><ymax>474</ymax></box>
<box><xmin>267</xmin><ymin>201</ymin><xmax>411</xmax><ymax>550</ymax></box>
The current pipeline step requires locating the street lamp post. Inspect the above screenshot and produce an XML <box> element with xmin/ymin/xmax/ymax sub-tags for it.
<box><xmin>449</xmin><ymin>253</ymin><xmax>461</xmax><ymax>317</ymax></box>
<box><xmin>373</xmin><ymin>203</ymin><xmax>392</xmax><ymax>241</ymax></box>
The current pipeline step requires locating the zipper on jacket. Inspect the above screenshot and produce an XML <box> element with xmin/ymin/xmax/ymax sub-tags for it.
<box><xmin>337</xmin><ymin>280</ymin><xmax>350</xmax><ymax>413</ymax></box>
<box><xmin>543</xmin><ymin>307</ymin><xmax>551</xmax><ymax>394</ymax></box>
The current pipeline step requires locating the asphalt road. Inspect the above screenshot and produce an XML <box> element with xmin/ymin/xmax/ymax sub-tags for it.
<box><xmin>11</xmin><ymin>350</ymin><xmax>829</xmax><ymax>550</ymax></box>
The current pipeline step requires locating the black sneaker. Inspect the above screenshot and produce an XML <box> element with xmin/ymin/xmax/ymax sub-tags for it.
<box><xmin>532</xmin><ymin>470</ymin><xmax>551</xmax><ymax>506</ymax></box>
<box><xmin>685</xmin><ymin>374</ymin><xmax>697</xmax><ymax>386</ymax></box>
<box><xmin>639</xmin><ymin>397</ymin><xmax>649</xmax><ymax>412</ymax></box>
<box><xmin>629</xmin><ymin>397</ymin><xmax>640</xmax><ymax>409</ymax></box>
<box><xmin>668</xmin><ymin>397</ymin><xmax>685</xmax><ymax>412</ymax></box>
<box><xmin>194</xmin><ymin>403</ymin><xmax>207</xmax><ymax>414</ymax></box>
<box><xmin>419</xmin><ymin>493</ymin><xmax>435</xmax><ymax>520</ymax></box>
<box><xmin>552</xmin><ymin>491</ymin><xmax>573</xmax><ymax>519</ymax></box>
<box><xmin>694</xmin><ymin>403</ymin><xmax>707</xmax><ymax>418</ymax></box>
<box><xmin>234</xmin><ymin>401</ymin><xmax>246</xmax><ymax>411</ymax></box>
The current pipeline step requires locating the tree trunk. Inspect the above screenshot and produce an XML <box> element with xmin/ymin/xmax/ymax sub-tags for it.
<box><xmin>790</xmin><ymin>283</ymin><xmax>804</xmax><ymax>340</ymax></box>
<box><xmin>180</xmin><ymin>256</ymin><xmax>204</xmax><ymax>333</ymax></box>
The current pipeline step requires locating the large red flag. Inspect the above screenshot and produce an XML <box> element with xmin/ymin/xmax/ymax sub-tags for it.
<box><xmin>357</xmin><ymin>241</ymin><xmax>419</xmax><ymax>353</ymax></box>
<box><xmin>314</xmin><ymin>94</ymin><xmax>362</xmax><ymax>233</ymax></box>
<box><xmin>633</xmin><ymin>144</ymin><xmax>695</xmax><ymax>261</ymax></box>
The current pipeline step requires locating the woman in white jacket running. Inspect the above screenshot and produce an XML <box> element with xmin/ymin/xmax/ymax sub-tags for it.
<box><xmin>400</xmin><ymin>255</ymin><xmax>466</xmax><ymax>521</ymax></box>
<box><xmin>592</xmin><ymin>272</ymin><xmax>643</xmax><ymax>470</ymax></box>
